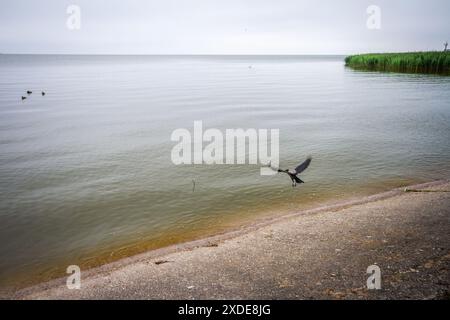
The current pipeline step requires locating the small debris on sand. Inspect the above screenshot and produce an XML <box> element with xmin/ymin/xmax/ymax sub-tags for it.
<box><xmin>204</xmin><ymin>243</ymin><xmax>218</xmax><ymax>247</ymax></box>
<box><xmin>154</xmin><ymin>260</ymin><xmax>172</xmax><ymax>265</ymax></box>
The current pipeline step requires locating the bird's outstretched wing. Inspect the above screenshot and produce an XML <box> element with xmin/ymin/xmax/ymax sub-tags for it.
<box><xmin>295</xmin><ymin>157</ymin><xmax>312</xmax><ymax>174</ymax></box>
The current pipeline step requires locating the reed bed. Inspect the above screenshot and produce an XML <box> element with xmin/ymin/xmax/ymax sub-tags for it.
<box><xmin>345</xmin><ymin>52</ymin><xmax>450</xmax><ymax>75</ymax></box>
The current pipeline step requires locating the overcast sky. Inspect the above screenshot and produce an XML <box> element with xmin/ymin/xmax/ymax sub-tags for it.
<box><xmin>1</xmin><ymin>0</ymin><xmax>449</xmax><ymax>54</ymax></box>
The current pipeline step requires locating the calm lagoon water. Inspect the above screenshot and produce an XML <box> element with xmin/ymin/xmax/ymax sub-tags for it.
<box><xmin>1</xmin><ymin>55</ymin><xmax>449</xmax><ymax>287</ymax></box>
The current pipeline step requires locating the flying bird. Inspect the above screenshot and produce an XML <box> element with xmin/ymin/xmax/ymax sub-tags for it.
<box><xmin>277</xmin><ymin>157</ymin><xmax>312</xmax><ymax>187</ymax></box>
<box><xmin>26</xmin><ymin>91</ymin><xmax>32</xmax><ymax>95</ymax></box>
<box><xmin>41</xmin><ymin>91</ymin><xmax>46</xmax><ymax>96</ymax></box>
<box><xmin>21</xmin><ymin>96</ymin><xmax>27</xmax><ymax>100</ymax></box>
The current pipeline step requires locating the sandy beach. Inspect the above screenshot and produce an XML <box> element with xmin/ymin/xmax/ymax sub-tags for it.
<box><xmin>12</xmin><ymin>180</ymin><xmax>450</xmax><ymax>300</ymax></box>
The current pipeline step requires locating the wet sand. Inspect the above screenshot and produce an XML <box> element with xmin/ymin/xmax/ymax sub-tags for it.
<box><xmin>12</xmin><ymin>180</ymin><xmax>450</xmax><ymax>299</ymax></box>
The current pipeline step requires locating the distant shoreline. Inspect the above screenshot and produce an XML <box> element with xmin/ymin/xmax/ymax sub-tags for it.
<box><xmin>0</xmin><ymin>53</ymin><xmax>346</xmax><ymax>56</ymax></box>
<box><xmin>345</xmin><ymin>51</ymin><xmax>450</xmax><ymax>75</ymax></box>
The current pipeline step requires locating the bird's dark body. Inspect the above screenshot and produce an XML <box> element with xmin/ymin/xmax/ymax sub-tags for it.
<box><xmin>277</xmin><ymin>157</ymin><xmax>311</xmax><ymax>187</ymax></box>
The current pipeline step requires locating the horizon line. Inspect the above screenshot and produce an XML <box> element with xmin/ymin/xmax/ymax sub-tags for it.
<box><xmin>0</xmin><ymin>52</ymin><xmax>351</xmax><ymax>56</ymax></box>
<box><xmin>0</xmin><ymin>50</ymin><xmax>443</xmax><ymax>56</ymax></box>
